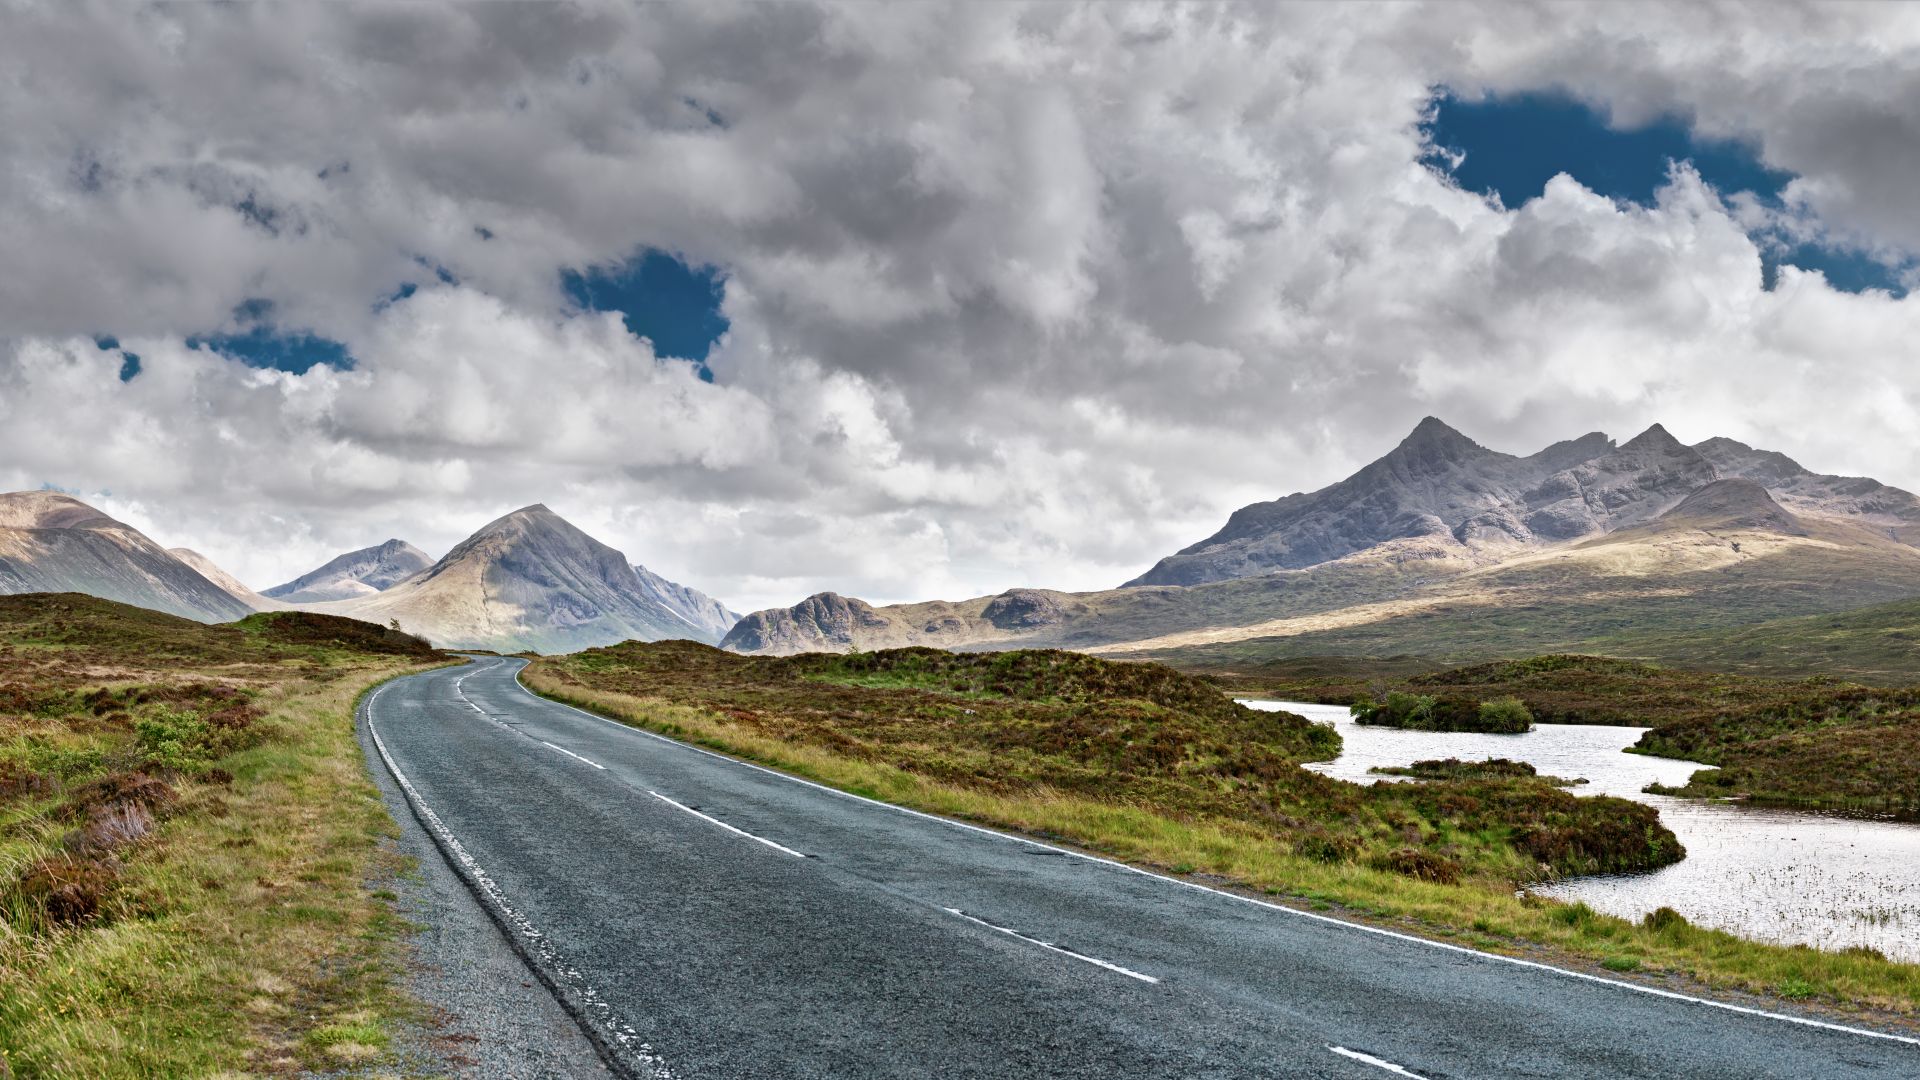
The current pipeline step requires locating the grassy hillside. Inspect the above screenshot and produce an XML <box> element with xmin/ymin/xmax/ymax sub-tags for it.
<box><xmin>0</xmin><ymin>594</ymin><xmax>444</xmax><ymax>1077</ymax></box>
<box><xmin>525</xmin><ymin>643</ymin><xmax>1920</xmax><ymax>1011</ymax></box>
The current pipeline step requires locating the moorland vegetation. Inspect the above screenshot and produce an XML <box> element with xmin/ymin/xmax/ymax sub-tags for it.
<box><xmin>524</xmin><ymin>642</ymin><xmax>1920</xmax><ymax>1010</ymax></box>
<box><xmin>0</xmin><ymin>594</ymin><xmax>444</xmax><ymax>1077</ymax></box>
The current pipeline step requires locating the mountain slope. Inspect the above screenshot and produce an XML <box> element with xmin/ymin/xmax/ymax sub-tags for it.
<box><xmin>0</xmin><ymin>492</ymin><xmax>252</xmax><ymax>622</ymax></box>
<box><xmin>330</xmin><ymin>505</ymin><xmax>732</xmax><ymax>652</ymax></box>
<box><xmin>167</xmin><ymin>547</ymin><xmax>290</xmax><ymax>611</ymax></box>
<box><xmin>263</xmin><ymin>539</ymin><xmax>432</xmax><ymax>602</ymax></box>
<box><xmin>1693</xmin><ymin>437</ymin><xmax>1920</xmax><ymax>540</ymax></box>
<box><xmin>632</xmin><ymin>563</ymin><xmax>739</xmax><ymax>641</ymax></box>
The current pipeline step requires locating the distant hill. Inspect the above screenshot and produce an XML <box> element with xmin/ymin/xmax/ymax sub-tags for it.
<box><xmin>167</xmin><ymin>547</ymin><xmax>292</xmax><ymax>611</ymax></box>
<box><xmin>328</xmin><ymin>504</ymin><xmax>737</xmax><ymax>653</ymax></box>
<box><xmin>0</xmin><ymin>492</ymin><xmax>252</xmax><ymax>622</ymax></box>
<box><xmin>263</xmin><ymin>539</ymin><xmax>432</xmax><ymax>602</ymax></box>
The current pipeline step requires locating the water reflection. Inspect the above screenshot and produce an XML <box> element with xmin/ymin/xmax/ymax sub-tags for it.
<box><xmin>1243</xmin><ymin>700</ymin><xmax>1920</xmax><ymax>962</ymax></box>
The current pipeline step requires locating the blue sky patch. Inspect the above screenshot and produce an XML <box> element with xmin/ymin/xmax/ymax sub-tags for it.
<box><xmin>186</xmin><ymin>299</ymin><xmax>354</xmax><ymax>374</ymax></box>
<box><xmin>563</xmin><ymin>249</ymin><xmax>728</xmax><ymax>376</ymax></box>
<box><xmin>1425</xmin><ymin>92</ymin><xmax>1908</xmax><ymax>296</ymax></box>
<box><xmin>95</xmin><ymin>336</ymin><xmax>140</xmax><ymax>381</ymax></box>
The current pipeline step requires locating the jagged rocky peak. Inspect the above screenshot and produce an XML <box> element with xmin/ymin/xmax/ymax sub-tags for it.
<box><xmin>1519</xmin><ymin>423</ymin><xmax>1717</xmax><ymax>540</ymax></box>
<box><xmin>1124</xmin><ymin>416</ymin><xmax>1608</xmax><ymax>586</ymax></box>
<box><xmin>1122</xmin><ymin>417</ymin><xmax>1906</xmax><ymax>589</ymax></box>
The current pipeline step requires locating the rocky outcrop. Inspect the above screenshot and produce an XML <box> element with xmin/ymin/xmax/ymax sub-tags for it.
<box><xmin>0</xmin><ymin>492</ymin><xmax>252</xmax><ymax>622</ymax></box>
<box><xmin>720</xmin><ymin>592</ymin><xmax>893</xmax><ymax>654</ymax></box>
<box><xmin>264</xmin><ymin>538</ymin><xmax>432</xmax><ymax>602</ymax></box>
<box><xmin>981</xmin><ymin>588</ymin><xmax>1074</xmax><ymax>630</ymax></box>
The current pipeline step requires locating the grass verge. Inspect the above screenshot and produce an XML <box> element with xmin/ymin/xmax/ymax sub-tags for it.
<box><xmin>0</xmin><ymin>594</ymin><xmax>449</xmax><ymax>1077</ymax></box>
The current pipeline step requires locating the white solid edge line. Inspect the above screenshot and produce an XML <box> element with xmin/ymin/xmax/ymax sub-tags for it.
<box><xmin>648</xmin><ymin>790</ymin><xmax>807</xmax><ymax>858</ymax></box>
<box><xmin>1328</xmin><ymin>1045</ymin><xmax>1429</xmax><ymax>1078</ymax></box>
<box><xmin>500</xmin><ymin>661</ymin><xmax>1920</xmax><ymax>1050</ymax></box>
<box><xmin>944</xmin><ymin>907</ymin><xmax>1159</xmax><ymax>983</ymax></box>
<box><xmin>363</xmin><ymin>682</ymin><xmax>674</xmax><ymax>1079</ymax></box>
<box><xmin>542</xmin><ymin>740</ymin><xmax>608</xmax><ymax>770</ymax></box>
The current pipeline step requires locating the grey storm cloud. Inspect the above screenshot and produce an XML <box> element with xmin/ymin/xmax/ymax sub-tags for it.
<box><xmin>2</xmin><ymin>1</ymin><xmax>1919</xmax><ymax>612</ymax></box>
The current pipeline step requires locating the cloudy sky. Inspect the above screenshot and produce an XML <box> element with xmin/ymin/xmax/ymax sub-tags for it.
<box><xmin>5</xmin><ymin>2</ymin><xmax>1919</xmax><ymax>612</ymax></box>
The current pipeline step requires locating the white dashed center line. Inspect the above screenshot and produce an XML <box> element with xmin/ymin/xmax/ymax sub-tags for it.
<box><xmin>1328</xmin><ymin>1046</ymin><xmax>1428</xmax><ymax>1078</ymax></box>
<box><xmin>541</xmin><ymin>740</ymin><xmax>606</xmax><ymax>770</ymax></box>
<box><xmin>647</xmin><ymin>790</ymin><xmax>806</xmax><ymax>858</ymax></box>
<box><xmin>943</xmin><ymin>908</ymin><xmax>1159</xmax><ymax>984</ymax></box>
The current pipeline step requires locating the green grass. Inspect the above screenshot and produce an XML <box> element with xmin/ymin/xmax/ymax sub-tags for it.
<box><xmin>0</xmin><ymin>593</ymin><xmax>448</xmax><ymax>1076</ymax></box>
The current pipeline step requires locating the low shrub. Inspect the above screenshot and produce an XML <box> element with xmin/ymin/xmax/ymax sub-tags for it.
<box><xmin>1294</xmin><ymin>832</ymin><xmax>1358</xmax><ymax>864</ymax></box>
<box><xmin>1370</xmin><ymin>847</ymin><xmax>1462</xmax><ymax>884</ymax></box>
<box><xmin>1642</xmin><ymin>906</ymin><xmax>1689</xmax><ymax>932</ymax></box>
<box><xmin>14</xmin><ymin>855</ymin><xmax>118</xmax><ymax>925</ymax></box>
<box><xmin>1352</xmin><ymin>692</ymin><xmax>1531</xmax><ymax>733</ymax></box>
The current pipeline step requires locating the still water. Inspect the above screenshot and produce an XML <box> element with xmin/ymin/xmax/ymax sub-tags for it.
<box><xmin>1243</xmin><ymin>700</ymin><xmax>1920</xmax><ymax>962</ymax></box>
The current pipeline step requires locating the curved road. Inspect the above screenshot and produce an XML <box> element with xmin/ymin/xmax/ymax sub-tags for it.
<box><xmin>361</xmin><ymin>657</ymin><xmax>1920</xmax><ymax>1079</ymax></box>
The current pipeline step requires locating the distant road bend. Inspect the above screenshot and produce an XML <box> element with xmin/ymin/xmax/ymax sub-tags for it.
<box><xmin>362</xmin><ymin>658</ymin><xmax>1920</xmax><ymax>1079</ymax></box>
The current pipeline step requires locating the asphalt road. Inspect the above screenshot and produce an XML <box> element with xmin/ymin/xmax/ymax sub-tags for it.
<box><xmin>361</xmin><ymin>657</ymin><xmax>1920</xmax><ymax>1079</ymax></box>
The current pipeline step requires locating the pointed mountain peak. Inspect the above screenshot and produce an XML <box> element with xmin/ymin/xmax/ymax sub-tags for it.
<box><xmin>463</xmin><ymin>503</ymin><xmax>568</xmax><ymax>543</ymax></box>
<box><xmin>1621</xmin><ymin>422</ymin><xmax>1685</xmax><ymax>453</ymax></box>
<box><xmin>1388</xmin><ymin>416</ymin><xmax>1493</xmax><ymax>464</ymax></box>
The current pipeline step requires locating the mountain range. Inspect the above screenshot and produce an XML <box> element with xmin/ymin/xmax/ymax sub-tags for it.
<box><xmin>15</xmin><ymin>416</ymin><xmax>1920</xmax><ymax>668</ymax></box>
<box><xmin>0</xmin><ymin>492</ymin><xmax>737</xmax><ymax>652</ymax></box>
<box><xmin>721</xmin><ymin>419</ymin><xmax>1920</xmax><ymax>663</ymax></box>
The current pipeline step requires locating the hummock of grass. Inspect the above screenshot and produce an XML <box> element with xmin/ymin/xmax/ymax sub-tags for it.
<box><xmin>1370</xmin><ymin>758</ymin><xmax>1586</xmax><ymax>787</ymax></box>
<box><xmin>0</xmin><ymin>592</ymin><xmax>449</xmax><ymax>1077</ymax></box>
